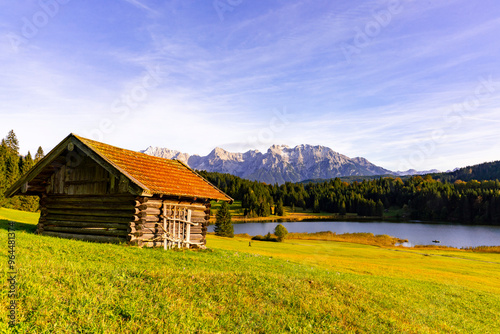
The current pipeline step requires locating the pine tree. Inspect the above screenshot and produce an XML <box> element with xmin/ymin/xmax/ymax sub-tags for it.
<box><xmin>35</xmin><ymin>146</ymin><xmax>44</xmax><ymax>162</ymax></box>
<box><xmin>276</xmin><ymin>199</ymin><xmax>285</xmax><ymax>216</ymax></box>
<box><xmin>376</xmin><ymin>200</ymin><xmax>384</xmax><ymax>217</ymax></box>
<box><xmin>214</xmin><ymin>202</ymin><xmax>234</xmax><ymax>238</ymax></box>
<box><xmin>313</xmin><ymin>198</ymin><xmax>320</xmax><ymax>213</ymax></box>
<box><xmin>22</xmin><ymin>151</ymin><xmax>34</xmax><ymax>173</ymax></box>
<box><xmin>5</xmin><ymin>130</ymin><xmax>19</xmax><ymax>154</ymax></box>
<box><xmin>339</xmin><ymin>201</ymin><xmax>346</xmax><ymax>216</ymax></box>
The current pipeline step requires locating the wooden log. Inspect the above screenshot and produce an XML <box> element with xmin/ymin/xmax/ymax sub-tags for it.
<box><xmin>45</xmin><ymin>203</ymin><xmax>136</xmax><ymax>211</ymax></box>
<box><xmin>43</xmin><ymin>226</ymin><xmax>129</xmax><ymax>236</ymax></box>
<box><xmin>141</xmin><ymin>208</ymin><xmax>161</xmax><ymax>215</ymax></box>
<box><xmin>190</xmin><ymin>227</ymin><xmax>203</xmax><ymax>234</ymax></box>
<box><xmin>128</xmin><ymin>225</ymin><xmax>160</xmax><ymax>233</ymax></box>
<box><xmin>42</xmin><ymin>220</ymin><xmax>129</xmax><ymax>230</ymax></box>
<box><xmin>46</xmin><ymin>208</ymin><xmax>139</xmax><ymax>217</ymax></box>
<box><xmin>43</xmin><ymin>195</ymin><xmax>136</xmax><ymax>204</ymax></box>
<box><xmin>190</xmin><ymin>217</ymin><xmax>207</xmax><ymax>224</ymax></box>
<box><xmin>138</xmin><ymin>211</ymin><xmax>161</xmax><ymax>218</ymax></box>
<box><xmin>41</xmin><ymin>231</ymin><xmax>126</xmax><ymax>243</ymax></box>
<box><xmin>138</xmin><ymin>198</ymin><xmax>163</xmax><ymax>205</ymax></box>
<box><xmin>190</xmin><ymin>234</ymin><xmax>204</xmax><ymax>241</ymax></box>
<box><xmin>44</xmin><ymin>214</ymin><xmax>138</xmax><ymax>223</ymax></box>
<box><xmin>135</xmin><ymin>233</ymin><xmax>163</xmax><ymax>240</ymax></box>
<box><xmin>138</xmin><ymin>203</ymin><xmax>162</xmax><ymax>210</ymax></box>
<box><xmin>141</xmin><ymin>215</ymin><xmax>160</xmax><ymax>222</ymax></box>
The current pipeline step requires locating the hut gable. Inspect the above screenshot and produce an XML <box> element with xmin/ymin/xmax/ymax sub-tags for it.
<box><xmin>6</xmin><ymin>134</ymin><xmax>231</xmax><ymax>201</ymax></box>
<box><xmin>6</xmin><ymin>134</ymin><xmax>232</xmax><ymax>248</ymax></box>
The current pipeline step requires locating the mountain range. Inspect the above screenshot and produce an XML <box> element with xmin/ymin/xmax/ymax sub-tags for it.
<box><xmin>142</xmin><ymin>144</ymin><xmax>440</xmax><ymax>185</ymax></box>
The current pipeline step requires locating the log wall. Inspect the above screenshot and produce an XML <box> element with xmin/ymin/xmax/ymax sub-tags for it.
<box><xmin>38</xmin><ymin>194</ymin><xmax>138</xmax><ymax>244</ymax></box>
<box><xmin>38</xmin><ymin>194</ymin><xmax>211</xmax><ymax>248</ymax></box>
<box><xmin>135</xmin><ymin>198</ymin><xmax>211</xmax><ymax>249</ymax></box>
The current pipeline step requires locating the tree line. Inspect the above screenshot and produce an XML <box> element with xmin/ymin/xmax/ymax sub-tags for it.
<box><xmin>0</xmin><ymin>130</ymin><xmax>44</xmax><ymax>212</ymax></box>
<box><xmin>2</xmin><ymin>129</ymin><xmax>500</xmax><ymax>225</ymax></box>
<box><xmin>198</xmin><ymin>171</ymin><xmax>500</xmax><ymax>225</ymax></box>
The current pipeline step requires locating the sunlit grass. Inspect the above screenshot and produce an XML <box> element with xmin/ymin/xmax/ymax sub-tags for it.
<box><xmin>0</xmin><ymin>208</ymin><xmax>499</xmax><ymax>333</ymax></box>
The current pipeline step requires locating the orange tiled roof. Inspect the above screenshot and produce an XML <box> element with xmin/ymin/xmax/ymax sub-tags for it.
<box><xmin>75</xmin><ymin>135</ymin><xmax>231</xmax><ymax>201</ymax></box>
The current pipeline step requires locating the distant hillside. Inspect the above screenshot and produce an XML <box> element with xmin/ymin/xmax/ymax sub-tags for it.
<box><xmin>300</xmin><ymin>174</ymin><xmax>401</xmax><ymax>184</ymax></box>
<box><xmin>430</xmin><ymin>161</ymin><xmax>500</xmax><ymax>183</ymax></box>
<box><xmin>143</xmin><ymin>144</ymin><xmax>392</xmax><ymax>185</ymax></box>
<box><xmin>301</xmin><ymin>161</ymin><xmax>500</xmax><ymax>184</ymax></box>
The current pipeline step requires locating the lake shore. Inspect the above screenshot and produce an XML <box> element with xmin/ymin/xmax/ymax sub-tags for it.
<box><xmin>209</xmin><ymin>212</ymin><xmax>401</xmax><ymax>224</ymax></box>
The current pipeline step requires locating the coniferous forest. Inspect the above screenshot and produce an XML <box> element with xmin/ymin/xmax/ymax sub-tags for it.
<box><xmin>2</xmin><ymin>129</ymin><xmax>500</xmax><ymax>225</ymax></box>
<box><xmin>198</xmin><ymin>170</ymin><xmax>500</xmax><ymax>225</ymax></box>
<box><xmin>0</xmin><ymin>130</ymin><xmax>43</xmax><ymax>212</ymax></box>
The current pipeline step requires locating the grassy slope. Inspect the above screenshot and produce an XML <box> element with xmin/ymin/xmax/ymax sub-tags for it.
<box><xmin>1</xmin><ymin>208</ymin><xmax>499</xmax><ymax>333</ymax></box>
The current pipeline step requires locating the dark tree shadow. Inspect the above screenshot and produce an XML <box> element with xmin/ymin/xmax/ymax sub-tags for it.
<box><xmin>0</xmin><ymin>219</ymin><xmax>37</xmax><ymax>233</ymax></box>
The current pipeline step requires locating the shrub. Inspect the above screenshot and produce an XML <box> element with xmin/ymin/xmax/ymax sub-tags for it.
<box><xmin>251</xmin><ymin>233</ymin><xmax>278</xmax><ymax>242</ymax></box>
<box><xmin>274</xmin><ymin>224</ymin><xmax>288</xmax><ymax>242</ymax></box>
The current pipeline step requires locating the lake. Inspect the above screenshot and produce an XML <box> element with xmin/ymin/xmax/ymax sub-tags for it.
<box><xmin>208</xmin><ymin>221</ymin><xmax>500</xmax><ymax>248</ymax></box>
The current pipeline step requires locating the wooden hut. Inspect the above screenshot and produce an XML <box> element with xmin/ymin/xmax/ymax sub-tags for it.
<box><xmin>5</xmin><ymin>134</ymin><xmax>232</xmax><ymax>248</ymax></box>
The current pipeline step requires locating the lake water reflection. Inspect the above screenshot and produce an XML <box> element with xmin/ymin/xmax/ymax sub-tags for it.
<box><xmin>208</xmin><ymin>221</ymin><xmax>500</xmax><ymax>248</ymax></box>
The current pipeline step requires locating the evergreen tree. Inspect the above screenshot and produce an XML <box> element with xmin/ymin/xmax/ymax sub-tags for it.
<box><xmin>35</xmin><ymin>146</ymin><xmax>45</xmax><ymax>162</ymax></box>
<box><xmin>276</xmin><ymin>199</ymin><xmax>285</xmax><ymax>216</ymax></box>
<box><xmin>313</xmin><ymin>198</ymin><xmax>320</xmax><ymax>213</ymax></box>
<box><xmin>214</xmin><ymin>202</ymin><xmax>234</xmax><ymax>238</ymax></box>
<box><xmin>376</xmin><ymin>200</ymin><xmax>384</xmax><ymax>217</ymax></box>
<box><xmin>339</xmin><ymin>201</ymin><xmax>346</xmax><ymax>216</ymax></box>
<box><xmin>5</xmin><ymin>130</ymin><xmax>19</xmax><ymax>154</ymax></box>
<box><xmin>22</xmin><ymin>151</ymin><xmax>34</xmax><ymax>173</ymax></box>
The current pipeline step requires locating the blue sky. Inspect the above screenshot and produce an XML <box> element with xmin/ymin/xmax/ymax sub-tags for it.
<box><xmin>1</xmin><ymin>0</ymin><xmax>500</xmax><ymax>172</ymax></box>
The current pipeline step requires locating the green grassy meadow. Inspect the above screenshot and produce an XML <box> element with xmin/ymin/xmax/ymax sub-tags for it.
<box><xmin>1</xmin><ymin>208</ymin><xmax>499</xmax><ymax>333</ymax></box>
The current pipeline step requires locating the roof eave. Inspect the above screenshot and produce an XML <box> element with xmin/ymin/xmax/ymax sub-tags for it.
<box><xmin>174</xmin><ymin>159</ymin><xmax>233</xmax><ymax>203</ymax></box>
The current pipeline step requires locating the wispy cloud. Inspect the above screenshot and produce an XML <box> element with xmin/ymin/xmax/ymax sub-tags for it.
<box><xmin>121</xmin><ymin>0</ymin><xmax>157</xmax><ymax>15</ymax></box>
<box><xmin>2</xmin><ymin>0</ymin><xmax>500</xmax><ymax>172</ymax></box>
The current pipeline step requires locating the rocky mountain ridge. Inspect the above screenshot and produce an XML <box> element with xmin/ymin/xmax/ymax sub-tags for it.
<box><xmin>142</xmin><ymin>144</ymin><xmax>399</xmax><ymax>184</ymax></box>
